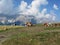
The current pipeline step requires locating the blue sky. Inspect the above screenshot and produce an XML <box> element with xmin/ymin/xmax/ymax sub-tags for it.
<box><xmin>13</xmin><ymin>0</ymin><xmax>60</xmax><ymax>22</ymax></box>
<box><xmin>15</xmin><ymin>0</ymin><xmax>60</xmax><ymax>22</ymax></box>
<box><xmin>0</xmin><ymin>0</ymin><xmax>60</xmax><ymax>23</ymax></box>
<box><xmin>47</xmin><ymin>0</ymin><xmax>60</xmax><ymax>21</ymax></box>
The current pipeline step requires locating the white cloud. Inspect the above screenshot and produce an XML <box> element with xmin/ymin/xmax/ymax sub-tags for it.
<box><xmin>0</xmin><ymin>0</ymin><xmax>57</xmax><ymax>24</ymax></box>
<box><xmin>18</xmin><ymin>0</ymin><xmax>48</xmax><ymax>15</ymax></box>
<box><xmin>19</xmin><ymin>1</ymin><xmax>27</xmax><ymax>12</ymax></box>
<box><xmin>16</xmin><ymin>15</ymin><xmax>33</xmax><ymax>23</ymax></box>
<box><xmin>53</xmin><ymin>4</ymin><xmax>58</xmax><ymax>10</ymax></box>
<box><xmin>17</xmin><ymin>0</ymin><xmax>56</xmax><ymax>23</ymax></box>
<box><xmin>0</xmin><ymin>0</ymin><xmax>16</xmax><ymax>15</ymax></box>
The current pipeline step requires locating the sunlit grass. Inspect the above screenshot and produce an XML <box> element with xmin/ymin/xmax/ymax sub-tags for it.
<box><xmin>2</xmin><ymin>32</ymin><xmax>60</xmax><ymax>45</ymax></box>
<box><xmin>0</xmin><ymin>24</ymin><xmax>60</xmax><ymax>45</ymax></box>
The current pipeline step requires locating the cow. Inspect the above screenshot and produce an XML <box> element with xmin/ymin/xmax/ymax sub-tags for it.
<box><xmin>52</xmin><ymin>23</ymin><xmax>58</xmax><ymax>27</ymax></box>
<box><xmin>58</xmin><ymin>23</ymin><xmax>60</xmax><ymax>26</ymax></box>
<box><xmin>54</xmin><ymin>23</ymin><xmax>58</xmax><ymax>27</ymax></box>
<box><xmin>44</xmin><ymin>23</ymin><xmax>49</xmax><ymax>27</ymax></box>
<box><xmin>25</xmin><ymin>22</ymin><xmax>33</xmax><ymax>27</ymax></box>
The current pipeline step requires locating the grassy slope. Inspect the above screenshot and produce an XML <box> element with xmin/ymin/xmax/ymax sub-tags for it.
<box><xmin>0</xmin><ymin>25</ymin><xmax>60</xmax><ymax>45</ymax></box>
<box><xmin>2</xmin><ymin>32</ymin><xmax>60</xmax><ymax>45</ymax></box>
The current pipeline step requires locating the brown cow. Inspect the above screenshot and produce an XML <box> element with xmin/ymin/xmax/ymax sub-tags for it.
<box><xmin>52</xmin><ymin>23</ymin><xmax>58</xmax><ymax>27</ymax></box>
<box><xmin>25</xmin><ymin>22</ymin><xmax>33</xmax><ymax>27</ymax></box>
<box><xmin>44</xmin><ymin>23</ymin><xmax>49</xmax><ymax>27</ymax></box>
<box><xmin>59</xmin><ymin>23</ymin><xmax>60</xmax><ymax>26</ymax></box>
<box><xmin>54</xmin><ymin>23</ymin><xmax>58</xmax><ymax>27</ymax></box>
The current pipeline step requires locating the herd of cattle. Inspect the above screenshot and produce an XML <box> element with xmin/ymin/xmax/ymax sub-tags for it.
<box><xmin>0</xmin><ymin>22</ymin><xmax>60</xmax><ymax>31</ymax></box>
<box><xmin>25</xmin><ymin>22</ymin><xmax>60</xmax><ymax>27</ymax></box>
<box><xmin>43</xmin><ymin>23</ymin><xmax>60</xmax><ymax>27</ymax></box>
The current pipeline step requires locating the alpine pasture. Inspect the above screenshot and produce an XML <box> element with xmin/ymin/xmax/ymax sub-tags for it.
<box><xmin>0</xmin><ymin>23</ymin><xmax>60</xmax><ymax>45</ymax></box>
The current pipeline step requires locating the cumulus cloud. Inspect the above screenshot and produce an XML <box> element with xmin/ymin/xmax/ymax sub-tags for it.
<box><xmin>17</xmin><ymin>0</ymin><xmax>56</xmax><ymax>23</ymax></box>
<box><xmin>0</xmin><ymin>0</ymin><xmax>16</xmax><ymax>15</ymax></box>
<box><xmin>0</xmin><ymin>0</ymin><xmax>57</xmax><ymax>24</ymax></box>
<box><xmin>19</xmin><ymin>1</ymin><xmax>27</xmax><ymax>12</ymax></box>
<box><xmin>18</xmin><ymin>0</ymin><xmax>48</xmax><ymax>15</ymax></box>
<box><xmin>53</xmin><ymin>4</ymin><xmax>58</xmax><ymax>10</ymax></box>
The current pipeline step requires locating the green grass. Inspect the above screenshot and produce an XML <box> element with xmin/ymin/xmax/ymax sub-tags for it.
<box><xmin>0</xmin><ymin>25</ymin><xmax>60</xmax><ymax>45</ymax></box>
<box><xmin>44</xmin><ymin>26</ymin><xmax>60</xmax><ymax>30</ymax></box>
<box><xmin>2</xmin><ymin>32</ymin><xmax>60</xmax><ymax>45</ymax></box>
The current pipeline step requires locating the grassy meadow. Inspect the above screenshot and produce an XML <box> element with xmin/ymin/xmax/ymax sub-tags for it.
<box><xmin>0</xmin><ymin>24</ymin><xmax>60</xmax><ymax>45</ymax></box>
